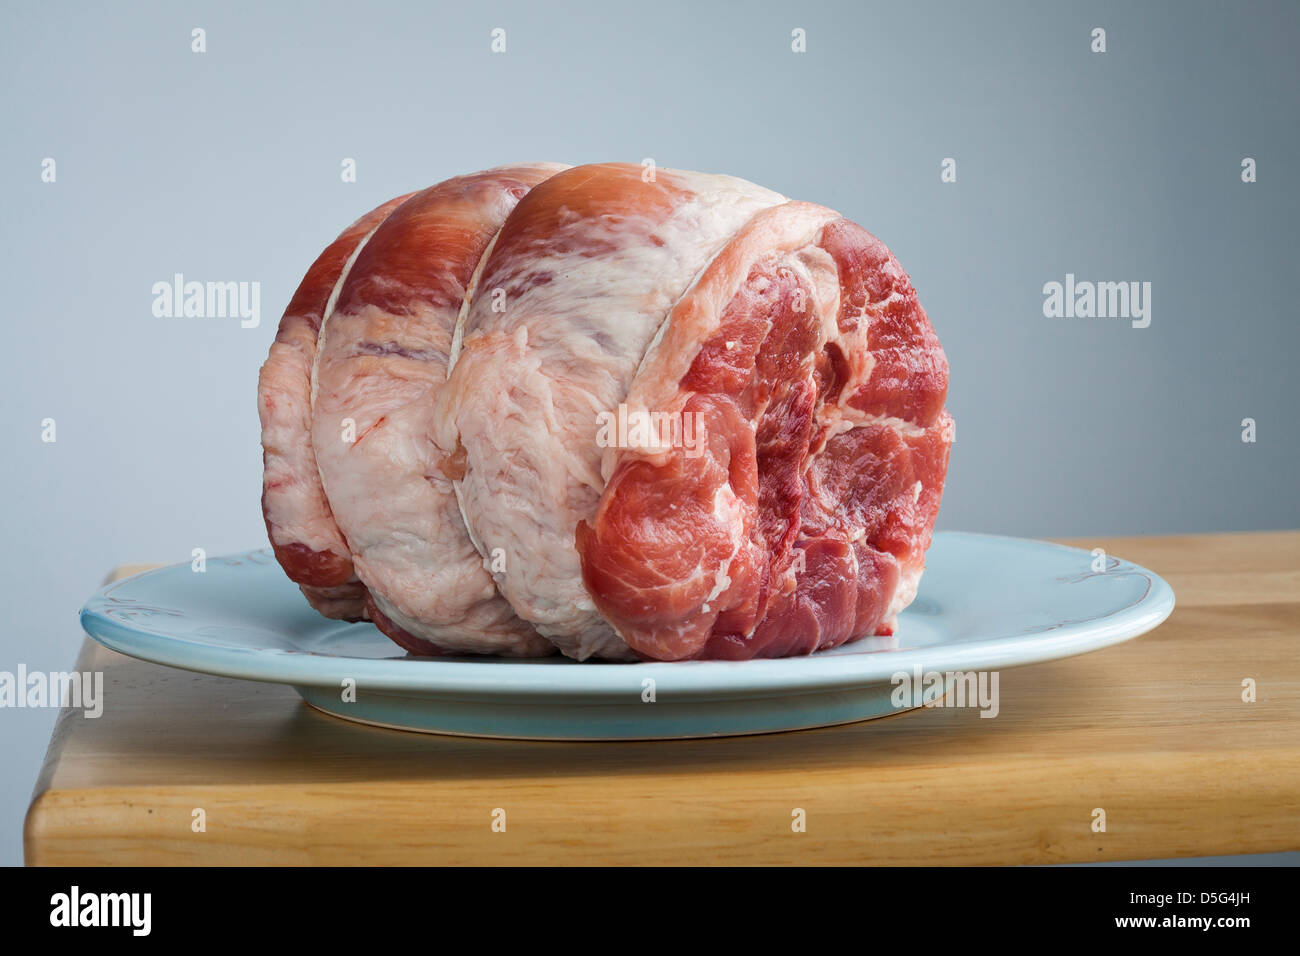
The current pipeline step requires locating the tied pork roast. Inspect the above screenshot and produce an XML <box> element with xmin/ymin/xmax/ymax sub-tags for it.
<box><xmin>258</xmin><ymin>162</ymin><xmax>954</xmax><ymax>662</ymax></box>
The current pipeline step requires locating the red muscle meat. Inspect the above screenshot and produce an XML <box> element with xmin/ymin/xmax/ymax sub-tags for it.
<box><xmin>262</xmin><ymin>163</ymin><xmax>953</xmax><ymax>662</ymax></box>
<box><xmin>577</xmin><ymin>212</ymin><xmax>953</xmax><ymax>660</ymax></box>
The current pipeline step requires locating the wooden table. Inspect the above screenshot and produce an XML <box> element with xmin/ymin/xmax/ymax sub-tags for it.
<box><xmin>25</xmin><ymin>532</ymin><xmax>1300</xmax><ymax>865</ymax></box>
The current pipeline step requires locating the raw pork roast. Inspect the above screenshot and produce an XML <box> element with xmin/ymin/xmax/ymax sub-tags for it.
<box><xmin>259</xmin><ymin>162</ymin><xmax>953</xmax><ymax>661</ymax></box>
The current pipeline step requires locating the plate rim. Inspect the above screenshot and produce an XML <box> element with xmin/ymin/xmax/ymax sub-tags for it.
<box><xmin>79</xmin><ymin>531</ymin><xmax>1176</xmax><ymax>699</ymax></box>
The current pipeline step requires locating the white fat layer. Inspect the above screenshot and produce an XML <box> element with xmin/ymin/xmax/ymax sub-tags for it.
<box><xmin>448</xmin><ymin>168</ymin><xmax>785</xmax><ymax>658</ymax></box>
<box><xmin>310</xmin><ymin>224</ymin><xmax>383</xmax><ymax>410</ymax></box>
<box><xmin>883</xmin><ymin>563</ymin><xmax>924</xmax><ymax>625</ymax></box>
<box><xmin>449</xmin><ymin>226</ymin><xmax>504</xmax><ymax>372</ymax></box>
<box><xmin>704</xmin><ymin>482</ymin><xmax>746</xmax><ymax>605</ymax></box>
<box><xmin>794</xmin><ymin>243</ymin><xmax>842</xmax><ymax>348</ymax></box>
<box><xmin>822</xmin><ymin>410</ymin><xmax>931</xmax><ymax>439</ymax></box>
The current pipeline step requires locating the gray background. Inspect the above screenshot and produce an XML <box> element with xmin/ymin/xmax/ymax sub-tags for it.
<box><xmin>1</xmin><ymin>1</ymin><xmax>1296</xmax><ymax>866</ymax></box>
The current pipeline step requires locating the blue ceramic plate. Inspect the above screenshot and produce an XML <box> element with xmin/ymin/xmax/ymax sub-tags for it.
<box><xmin>79</xmin><ymin>532</ymin><xmax>1174</xmax><ymax>739</ymax></box>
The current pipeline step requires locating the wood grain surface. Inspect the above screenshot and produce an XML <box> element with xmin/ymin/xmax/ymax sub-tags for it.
<box><xmin>24</xmin><ymin>531</ymin><xmax>1300</xmax><ymax>865</ymax></box>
